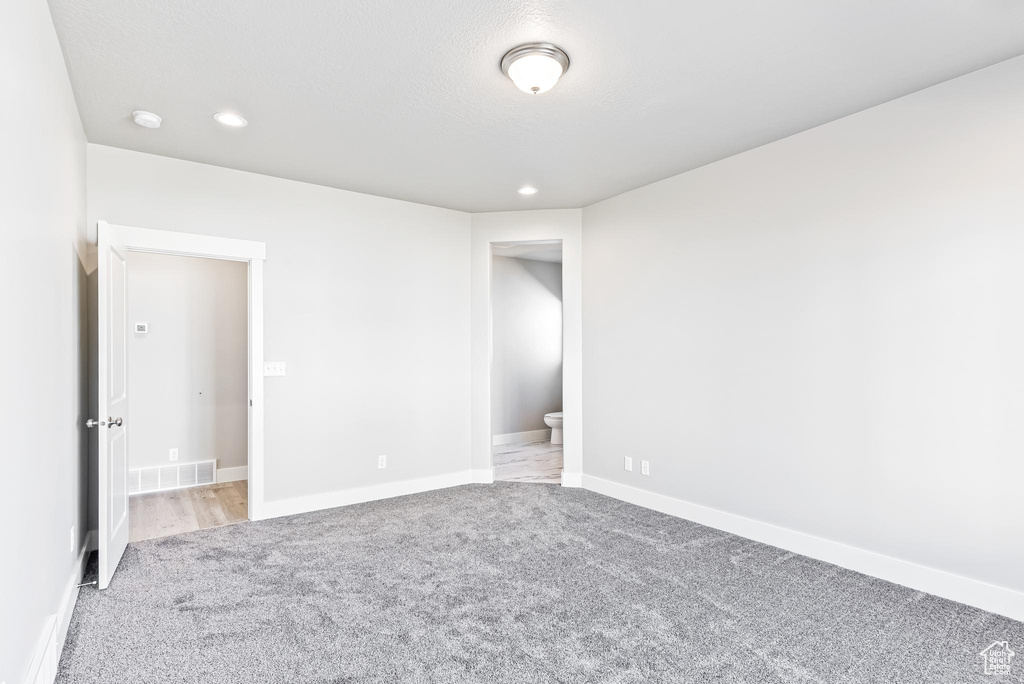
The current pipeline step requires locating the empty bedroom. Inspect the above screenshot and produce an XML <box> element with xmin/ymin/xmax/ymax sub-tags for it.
<box><xmin>3</xmin><ymin>0</ymin><xmax>1022</xmax><ymax>682</ymax></box>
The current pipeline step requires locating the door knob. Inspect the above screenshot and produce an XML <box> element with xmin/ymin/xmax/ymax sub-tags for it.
<box><xmin>86</xmin><ymin>418</ymin><xmax>104</xmax><ymax>428</ymax></box>
<box><xmin>108</xmin><ymin>417</ymin><xmax>123</xmax><ymax>428</ymax></box>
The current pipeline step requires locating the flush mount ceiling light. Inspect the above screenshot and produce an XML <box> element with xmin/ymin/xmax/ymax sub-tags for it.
<box><xmin>501</xmin><ymin>43</ymin><xmax>569</xmax><ymax>95</ymax></box>
<box><xmin>518</xmin><ymin>185</ymin><xmax>539</xmax><ymax>195</ymax></box>
<box><xmin>132</xmin><ymin>110</ymin><xmax>162</xmax><ymax>128</ymax></box>
<box><xmin>213</xmin><ymin>112</ymin><xmax>248</xmax><ymax>128</ymax></box>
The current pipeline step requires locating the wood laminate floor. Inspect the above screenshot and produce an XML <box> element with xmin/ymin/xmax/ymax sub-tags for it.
<box><xmin>129</xmin><ymin>480</ymin><xmax>248</xmax><ymax>543</ymax></box>
<box><xmin>492</xmin><ymin>440</ymin><xmax>563</xmax><ymax>483</ymax></box>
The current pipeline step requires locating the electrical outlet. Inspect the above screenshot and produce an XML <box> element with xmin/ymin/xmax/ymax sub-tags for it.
<box><xmin>377</xmin><ymin>454</ymin><xmax>387</xmax><ymax>469</ymax></box>
<box><xmin>624</xmin><ymin>456</ymin><xmax>633</xmax><ymax>472</ymax></box>
<box><xmin>641</xmin><ymin>460</ymin><xmax>650</xmax><ymax>476</ymax></box>
<box><xmin>263</xmin><ymin>361</ymin><xmax>287</xmax><ymax>377</ymax></box>
<box><xmin>70</xmin><ymin>526</ymin><xmax>75</xmax><ymax>553</ymax></box>
<box><xmin>169</xmin><ymin>448</ymin><xmax>179</xmax><ymax>462</ymax></box>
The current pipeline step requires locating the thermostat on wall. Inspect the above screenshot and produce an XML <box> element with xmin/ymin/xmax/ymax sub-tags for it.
<box><xmin>134</xmin><ymin>322</ymin><xmax>149</xmax><ymax>334</ymax></box>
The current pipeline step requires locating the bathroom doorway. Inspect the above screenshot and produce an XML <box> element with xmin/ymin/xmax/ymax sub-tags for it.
<box><xmin>489</xmin><ymin>240</ymin><xmax>564</xmax><ymax>482</ymax></box>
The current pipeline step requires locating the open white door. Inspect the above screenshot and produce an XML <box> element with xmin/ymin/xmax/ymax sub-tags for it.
<box><xmin>97</xmin><ymin>221</ymin><xmax>130</xmax><ymax>589</ymax></box>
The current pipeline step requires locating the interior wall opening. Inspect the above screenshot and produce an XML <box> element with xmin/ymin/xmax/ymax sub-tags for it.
<box><xmin>125</xmin><ymin>251</ymin><xmax>249</xmax><ymax>542</ymax></box>
<box><xmin>489</xmin><ymin>240</ymin><xmax>564</xmax><ymax>483</ymax></box>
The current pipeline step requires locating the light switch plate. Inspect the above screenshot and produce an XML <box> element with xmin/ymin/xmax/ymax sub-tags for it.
<box><xmin>264</xmin><ymin>361</ymin><xmax>286</xmax><ymax>377</ymax></box>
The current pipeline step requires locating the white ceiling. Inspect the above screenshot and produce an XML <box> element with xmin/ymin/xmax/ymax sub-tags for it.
<box><xmin>49</xmin><ymin>0</ymin><xmax>1024</xmax><ymax>213</ymax></box>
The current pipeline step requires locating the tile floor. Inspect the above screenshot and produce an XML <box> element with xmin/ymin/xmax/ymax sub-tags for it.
<box><xmin>492</xmin><ymin>440</ymin><xmax>563</xmax><ymax>483</ymax></box>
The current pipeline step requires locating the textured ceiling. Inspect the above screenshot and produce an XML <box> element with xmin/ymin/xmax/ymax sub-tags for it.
<box><xmin>49</xmin><ymin>0</ymin><xmax>1024</xmax><ymax>213</ymax></box>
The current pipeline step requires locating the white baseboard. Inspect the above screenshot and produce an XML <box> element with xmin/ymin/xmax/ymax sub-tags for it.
<box><xmin>24</xmin><ymin>531</ymin><xmax>94</xmax><ymax>684</ymax></box>
<box><xmin>57</xmin><ymin>531</ymin><xmax>93</xmax><ymax>649</ymax></box>
<box><xmin>23</xmin><ymin>614</ymin><xmax>56</xmax><ymax>684</ymax></box>
<box><xmin>257</xmin><ymin>470</ymin><xmax>476</xmax><ymax>520</ymax></box>
<box><xmin>216</xmin><ymin>466</ymin><xmax>248</xmax><ymax>483</ymax></box>
<box><xmin>492</xmin><ymin>429</ymin><xmax>551</xmax><ymax>446</ymax></box>
<box><xmin>560</xmin><ymin>471</ymin><xmax>582</xmax><ymax>488</ymax></box>
<box><xmin>471</xmin><ymin>469</ymin><xmax>494</xmax><ymax>484</ymax></box>
<box><xmin>581</xmin><ymin>475</ymin><xmax>1024</xmax><ymax>623</ymax></box>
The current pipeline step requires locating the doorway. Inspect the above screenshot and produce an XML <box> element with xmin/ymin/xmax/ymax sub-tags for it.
<box><xmin>489</xmin><ymin>240</ymin><xmax>564</xmax><ymax>482</ymax></box>
<box><xmin>125</xmin><ymin>251</ymin><xmax>249</xmax><ymax>542</ymax></box>
<box><xmin>95</xmin><ymin>221</ymin><xmax>265</xmax><ymax>588</ymax></box>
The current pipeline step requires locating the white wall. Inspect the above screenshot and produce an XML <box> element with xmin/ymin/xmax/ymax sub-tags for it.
<box><xmin>471</xmin><ymin>210</ymin><xmax>582</xmax><ymax>482</ymax></box>
<box><xmin>127</xmin><ymin>252</ymin><xmax>248</xmax><ymax>472</ymax></box>
<box><xmin>88</xmin><ymin>145</ymin><xmax>472</xmax><ymax>503</ymax></box>
<box><xmin>582</xmin><ymin>56</ymin><xmax>1024</xmax><ymax>610</ymax></box>
<box><xmin>490</xmin><ymin>256</ymin><xmax>563</xmax><ymax>437</ymax></box>
<box><xmin>0</xmin><ymin>0</ymin><xmax>89</xmax><ymax>681</ymax></box>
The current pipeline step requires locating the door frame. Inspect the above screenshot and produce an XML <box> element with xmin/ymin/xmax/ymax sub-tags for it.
<box><xmin>97</xmin><ymin>221</ymin><xmax>268</xmax><ymax>521</ymax></box>
<box><xmin>469</xmin><ymin>210</ymin><xmax>584</xmax><ymax>486</ymax></box>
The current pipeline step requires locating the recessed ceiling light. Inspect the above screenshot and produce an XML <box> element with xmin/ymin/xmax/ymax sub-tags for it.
<box><xmin>213</xmin><ymin>112</ymin><xmax>248</xmax><ymax>128</ymax></box>
<box><xmin>501</xmin><ymin>43</ymin><xmax>570</xmax><ymax>95</ymax></box>
<box><xmin>518</xmin><ymin>186</ymin><xmax>539</xmax><ymax>195</ymax></box>
<box><xmin>132</xmin><ymin>110</ymin><xmax>162</xmax><ymax>128</ymax></box>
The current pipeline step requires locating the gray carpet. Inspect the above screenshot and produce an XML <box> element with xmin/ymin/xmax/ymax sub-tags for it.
<box><xmin>58</xmin><ymin>483</ymin><xmax>1023</xmax><ymax>683</ymax></box>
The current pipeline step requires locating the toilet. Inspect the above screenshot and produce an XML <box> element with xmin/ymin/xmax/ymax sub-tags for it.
<box><xmin>544</xmin><ymin>412</ymin><xmax>563</xmax><ymax>445</ymax></box>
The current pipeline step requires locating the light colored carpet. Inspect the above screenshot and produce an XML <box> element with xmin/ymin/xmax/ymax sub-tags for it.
<box><xmin>58</xmin><ymin>483</ymin><xmax>1022</xmax><ymax>683</ymax></box>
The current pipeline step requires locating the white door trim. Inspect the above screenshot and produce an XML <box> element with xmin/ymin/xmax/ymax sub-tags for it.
<box><xmin>110</xmin><ymin>223</ymin><xmax>266</xmax><ymax>261</ymax></box>
<box><xmin>470</xmin><ymin>210</ymin><xmax>584</xmax><ymax>485</ymax></box>
<box><xmin>97</xmin><ymin>221</ymin><xmax>267</xmax><ymax>522</ymax></box>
